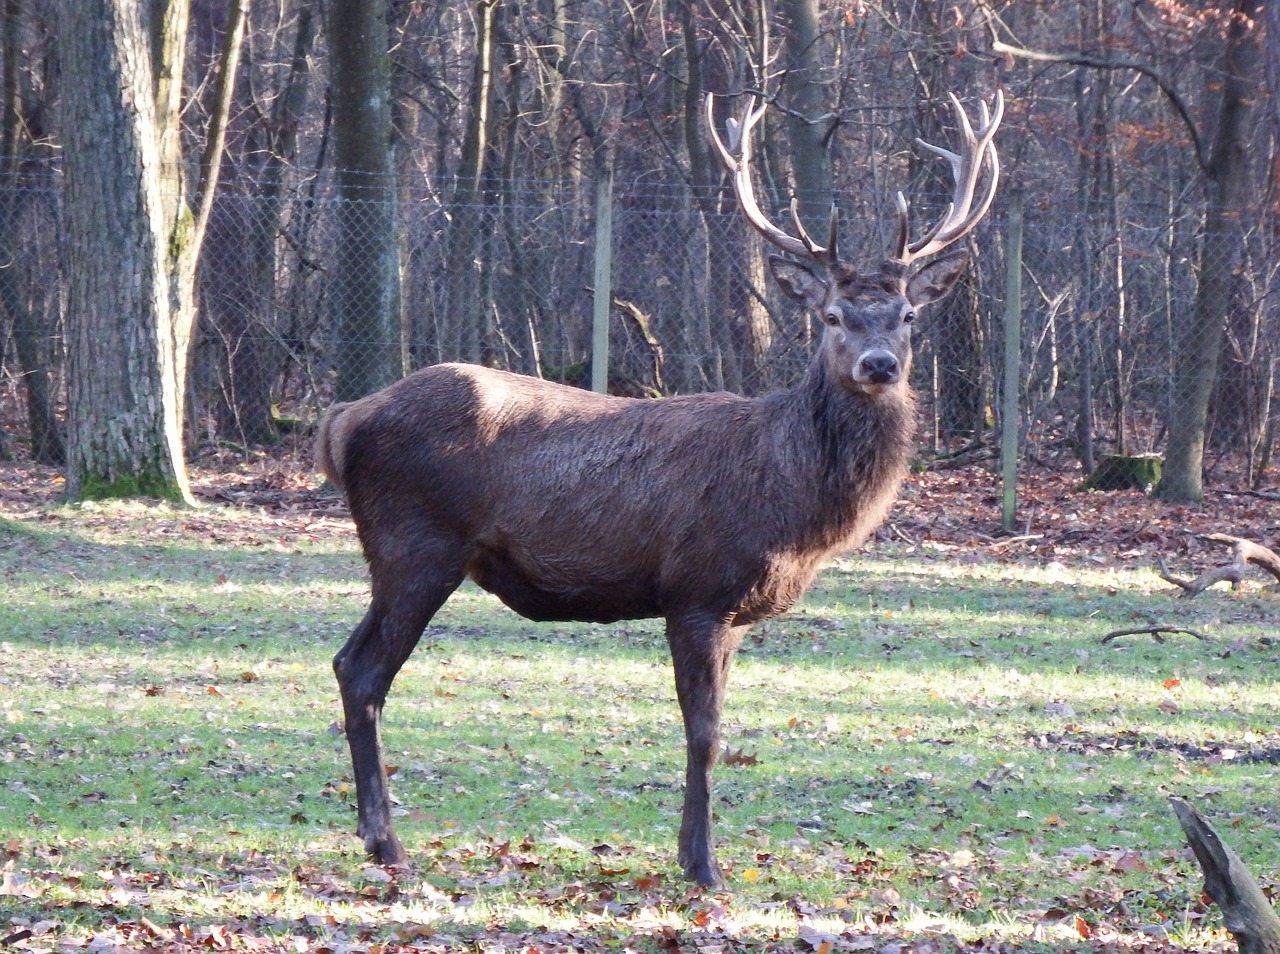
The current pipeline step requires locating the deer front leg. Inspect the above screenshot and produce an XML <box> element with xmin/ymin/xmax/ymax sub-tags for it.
<box><xmin>666</xmin><ymin>613</ymin><xmax>747</xmax><ymax>888</ymax></box>
<box><xmin>334</xmin><ymin>563</ymin><xmax>458</xmax><ymax>865</ymax></box>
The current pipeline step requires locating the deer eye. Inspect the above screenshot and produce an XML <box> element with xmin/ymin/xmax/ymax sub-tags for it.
<box><xmin>903</xmin><ymin>310</ymin><xmax>917</xmax><ymax>324</ymax></box>
<box><xmin>823</xmin><ymin>308</ymin><xmax>842</xmax><ymax>326</ymax></box>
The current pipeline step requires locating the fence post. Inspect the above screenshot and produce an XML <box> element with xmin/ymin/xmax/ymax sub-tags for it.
<box><xmin>591</xmin><ymin>157</ymin><xmax>614</xmax><ymax>394</ymax></box>
<box><xmin>1001</xmin><ymin>190</ymin><xmax>1024</xmax><ymax>533</ymax></box>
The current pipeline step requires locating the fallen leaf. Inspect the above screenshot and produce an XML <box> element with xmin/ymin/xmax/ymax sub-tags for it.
<box><xmin>722</xmin><ymin>747</ymin><xmax>759</xmax><ymax>767</ymax></box>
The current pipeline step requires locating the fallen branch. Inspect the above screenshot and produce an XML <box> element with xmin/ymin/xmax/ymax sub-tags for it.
<box><xmin>1210</xmin><ymin>489</ymin><xmax>1280</xmax><ymax>502</ymax></box>
<box><xmin>987</xmin><ymin>534</ymin><xmax>1045</xmax><ymax>550</ymax></box>
<box><xmin>1100</xmin><ymin>626</ymin><xmax>1208</xmax><ymax>643</ymax></box>
<box><xmin>1157</xmin><ymin>534</ymin><xmax>1280</xmax><ymax>598</ymax></box>
<box><xmin>1170</xmin><ymin>796</ymin><xmax>1280</xmax><ymax>954</ymax></box>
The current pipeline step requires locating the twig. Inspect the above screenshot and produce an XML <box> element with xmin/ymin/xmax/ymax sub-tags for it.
<box><xmin>987</xmin><ymin>534</ymin><xmax>1044</xmax><ymax>550</ymax></box>
<box><xmin>883</xmin><ymin>521</ymin><xmax>919</xmax><ymax>546</ymax></box>
<box><xmin>1100</xmin><ymin>626</ymin><xmax>1208</xmax><ymax>643</ymax></box>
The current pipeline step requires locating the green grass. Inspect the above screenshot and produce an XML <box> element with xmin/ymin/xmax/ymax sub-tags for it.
<box><xmin>1</xmin><ymin>499</ymin><xmax>1277</xmax><ymax>951</ymax></box>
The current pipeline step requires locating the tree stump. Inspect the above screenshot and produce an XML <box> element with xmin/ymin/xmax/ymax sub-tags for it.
<box><xmin>1083</xmin><ymin>453</ymin><xmax>1163</xmax><ymax>492</ymax></box>
<box><xmin>1171</xmin><ymin>796</ymin><xmax>1280</xmax><ymax>954</ymax></box>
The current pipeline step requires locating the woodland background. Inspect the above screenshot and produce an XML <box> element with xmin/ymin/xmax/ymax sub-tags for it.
<box><xmin>0</xmin><ymin>0</ymin><xmax>1277</xmax><ymax>502</ymax></box>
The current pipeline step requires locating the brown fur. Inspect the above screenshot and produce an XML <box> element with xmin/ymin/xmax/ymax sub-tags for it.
<box><xmin>318</xmin><ymin>250</ymin><xmax>968</xmax><ymax>887</ymax></box>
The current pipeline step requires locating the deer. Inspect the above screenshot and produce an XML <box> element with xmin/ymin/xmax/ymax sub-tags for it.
<box><xmin>315</xmin><ymin>89</ymin><xmax>1003</xmax><ymax>888</ymax></box>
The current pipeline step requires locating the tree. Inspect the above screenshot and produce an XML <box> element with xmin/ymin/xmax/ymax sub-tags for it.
<box><xmin>201</xmin><ymin>2</ymin><xmax>317</xmax><ymax>445</ymax></box>
<box><xmin>439</xmin><ymin>0</ymin><xmax>501</xmax><ymax>366</ymax></box>
<box><xmin>779</xmin><ymin>0</ymin><xmax>831</xmax><ymax>240</ymax></box>
<box><xmin>59</xmin><ymin>0</ymin><xmax>245</xmax><ymax>502</ymax></box>
<box><xmin>328</xmin><ymin>0</ymin><xmax>400</xmax><ymax>400</ymax></box>
<box><xmin>0</xmin><ymin>0</ymin><xmax>61</xmax><ymax>465</ymax></box>
<box><xmin>1157</xmin><ymin>0</ymin><xmax>1264</xmax><ymax>501</ymax></box>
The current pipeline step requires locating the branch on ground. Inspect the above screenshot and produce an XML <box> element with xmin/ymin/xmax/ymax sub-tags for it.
<box><xmin>1156</xmin><ymin>534</ymin><xmax>1280</xmax><ymax>598</ymax></box>
<box><xmin>1170</xmin><ymin>796</ymin><xmax>1280</xmax><ymax>954</ymax></box>
<box><xmin>1100</xmin><ymin>626</ymin><xmax>1207</xmax><ymax>643</ymax></box>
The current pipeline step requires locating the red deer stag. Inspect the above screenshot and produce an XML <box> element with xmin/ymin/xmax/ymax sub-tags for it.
<box><xmin>316</xmin><ymin>89</ymin><xmax>1003</xmax><ymax>887</ymax></box>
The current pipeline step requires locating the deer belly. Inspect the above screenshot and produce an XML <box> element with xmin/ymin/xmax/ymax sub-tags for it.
<box><xmin>466</xmin><ymin>550</ymin><xmax>661</xmax><ymax>623</ymax></box>
<box><xmin>727</xmin><ymin>558</ymin><xmax>821</xmax><ymax>627</ymax></box>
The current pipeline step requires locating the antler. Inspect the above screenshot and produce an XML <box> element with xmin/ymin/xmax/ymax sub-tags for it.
<box><xmin>893</xmin><ymin>90</ymin><xmax>1004</xmax><ymax>265</ymax></box>
<box><xmin>705</xmin><ymin>93</ymin><xmax>837</xmax><ymax>266</ymax></box>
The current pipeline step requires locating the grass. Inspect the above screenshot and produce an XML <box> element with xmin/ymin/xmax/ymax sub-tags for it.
<box><xmin>1</xmin><ymin>495</ymin><xmax>1277</xmax><ymax>951</ymax></box>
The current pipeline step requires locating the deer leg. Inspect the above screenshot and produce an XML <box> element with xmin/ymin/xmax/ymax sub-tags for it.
<box><xmin>666</xmin><ymin>614</ymin><xmax>746</xmax><ymax>888</ymax></box>
<box><xmin>334</xmin><ymin>557</ymin><xmax>461</xmax><ymax>865</ymax></box>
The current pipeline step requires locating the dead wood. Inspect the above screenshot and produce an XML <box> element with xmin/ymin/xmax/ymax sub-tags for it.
<box><xmin>1171</xmin><ymin>796</ymin><xmax>1280</xmax><ymax>954</ymax></box>
<box><xmin>1157</xmin><ymin>534</ymin><xmax>1280</xmax><ymax>598</ymax></box>
<box><xmin>1211</xmin><ymin>489</ymin><xmax>1280</xmax><ymax>502</ymax></box>
<box><xmin>1100</xmin><ymin>626</ymin><xmax>1208</xmax><ymax>643</ymax></box>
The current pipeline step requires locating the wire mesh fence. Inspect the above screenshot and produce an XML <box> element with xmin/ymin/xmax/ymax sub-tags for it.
<box><xmin>1</xmin><ymin>173</ymin><xmax>1277</xmax><ymax>484</ymax></box>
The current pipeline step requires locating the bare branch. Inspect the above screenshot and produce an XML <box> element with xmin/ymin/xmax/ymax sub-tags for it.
<box><xmin>1100</xmin><ymin>626</ymin><xmax>1208</xmax><ymax>643</ymax></box>
<box><xmin>991</xmin><ymin>39</ymin><xmax>1208</xmax><ymax>173</ymax></box>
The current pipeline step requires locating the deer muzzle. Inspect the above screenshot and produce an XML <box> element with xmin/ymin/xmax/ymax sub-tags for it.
<box><xmin>855</xmin><ymin>349</ymin><xmax>901</xmax><ymax>387</ymax></box>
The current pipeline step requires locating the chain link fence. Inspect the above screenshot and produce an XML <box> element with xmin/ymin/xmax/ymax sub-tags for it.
<box><xmin>1</xmin><ymin>173</ymin><xmax>1277</xmax><ymax>484</ymax></box>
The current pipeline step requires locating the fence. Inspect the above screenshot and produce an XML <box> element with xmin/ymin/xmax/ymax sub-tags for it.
<box><xmin>2</xmin><ymin>173</ymin><xmax>1277</xmax><ymax>486</ymax></box>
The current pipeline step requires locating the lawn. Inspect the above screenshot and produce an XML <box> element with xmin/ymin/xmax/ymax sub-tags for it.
<box><xmin>1</xmin><ymin>463</ymin><xmax>1277</xmax><ymax>952</ymax></box>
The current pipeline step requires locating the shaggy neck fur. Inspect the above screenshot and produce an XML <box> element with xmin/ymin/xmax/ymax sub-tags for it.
<box><xmin>775</xmin><ymin>355</ymin><xmax>916</xmax><ymax>550</ymax></box>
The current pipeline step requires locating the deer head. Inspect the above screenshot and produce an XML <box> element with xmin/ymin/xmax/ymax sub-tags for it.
<box><xmin>706</xmin><ymin>90</ymin><xmax>1003</xmax><ymax>397</ymax></box>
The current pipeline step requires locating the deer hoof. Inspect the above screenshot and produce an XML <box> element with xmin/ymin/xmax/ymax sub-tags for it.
<box><xmin>682</xmin><ymin>859</ymin><xmax>726</xmax><ymax>889</ymax></box>
<box><xmin>364</xmin><ymin>833</ymin><xmax>409</xmax><ymax>867</ymax></box>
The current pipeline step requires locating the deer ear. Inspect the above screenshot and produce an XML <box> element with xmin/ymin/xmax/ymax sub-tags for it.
<box><xmin>906</xmin><ymin>251</ymin><xmax>968</xmax><ymax>305</ymax></box>
<box><xmin>769</xmin><ymin>256</ymin><xmax>828</xmax><ymax>309</ymax></box>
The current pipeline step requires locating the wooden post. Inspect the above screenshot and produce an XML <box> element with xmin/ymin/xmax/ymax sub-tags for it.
<box><xmin>591</xmin><ymin>154</ymin><xmax>614</xmax><ymax>395</ymax></box>
<box><xmin>1001</xmin><ymin>190</ymin><xmax>1024</xmax><ymax>532</ymax></box>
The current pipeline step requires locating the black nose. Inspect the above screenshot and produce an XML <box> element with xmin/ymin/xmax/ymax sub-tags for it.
<box><xmin>859</xmin><ymin>353</ymin><xmax>899</xmax><ymax>384</ymax></box>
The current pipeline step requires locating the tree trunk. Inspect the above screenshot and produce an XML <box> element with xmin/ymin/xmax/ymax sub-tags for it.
<box><xmin>60</xmin><ymin>0</ymin><xmax>243</xmax><ymax>501</ymax></box>
<box><xmin>0</xmin><ymin>0</ymin><xmax>62</xmax><ymax>465</ymax></box>
<box><xmin>905</xmin><ymin>2</ymin><xmax>983</xmax><ymax>437</ymax></box>
<box><xmin>441</xmin><ymin>0</ymin><xmax>498</xmax><ymax>365</ymax></box>
<box><xmin>60</xmin><ymin>0</ymin><xmax>192</xmax><ymax>502</ymax></box>
<box><xmin>328</xmin><ymin>0</ymin><xmax>400</xmax><ymax>399</ymax></box>
<box><xmin>1157</xmin><ymin>0</ymin><xmax>1262</xmax><ymax>502</ymax></box>
<box><xmin>779</xmin><ymin>0</ymin><xmax>831</xmax><ymax>241</ymax></box>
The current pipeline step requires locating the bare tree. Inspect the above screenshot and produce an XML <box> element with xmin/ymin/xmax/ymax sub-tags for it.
<box><xmin>200</xmin><ymin>1</ymin><xmax>317</xmax><ymax>445</ymax></box>
<box><xmin>1158</xmin><ymin>0</ymin><xmax>1265</xmax><ymax>501</ymax></box>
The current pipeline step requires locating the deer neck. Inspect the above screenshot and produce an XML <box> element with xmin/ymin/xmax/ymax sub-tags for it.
<box><xmin>774</xmin><ymin>358</ymin><xmax>916</xmax><ymax>542</ymax></box>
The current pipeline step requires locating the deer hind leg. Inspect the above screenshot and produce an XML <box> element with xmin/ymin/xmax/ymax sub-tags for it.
<box><xmin>666</xmin><ymin>613</ymin><xmax>747</xmax><ymax>888</ymax></box>
<box><xmin>334</xmin><ymin>548</ymin><xmax>463</xmax><ymax>865</ymax></box>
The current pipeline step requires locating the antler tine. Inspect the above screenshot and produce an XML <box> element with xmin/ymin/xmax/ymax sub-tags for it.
<box><xmin>894</xmin><ymin>89</ymin><xmax>1004</xmax><ymax>265</ymax></box>
<box><xmin>788</xmin><ymin>198</ymin><xmax>838</xmax><ymax>261</ymax></box>
<box><xmin>705</xmin><ymin>92</ymin><xmax>832</xmax><ymax>264</ymax></box>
